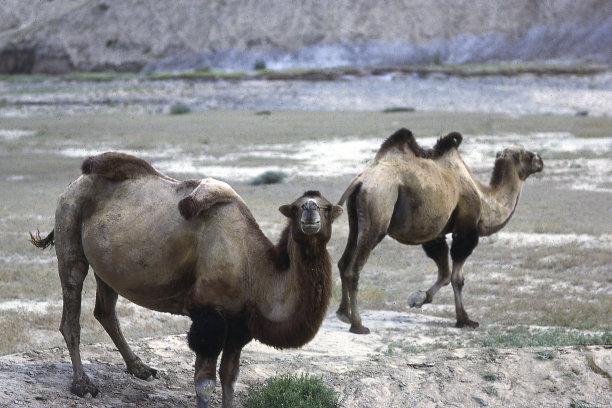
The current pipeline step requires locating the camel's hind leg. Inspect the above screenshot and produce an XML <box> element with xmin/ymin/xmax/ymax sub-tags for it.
<box><xmin>93</xmin><ymin>275</ymin><xmax>158</xmax><ymax>380</ymax></box>
<box><xmin>57</xmin><ymin>257</ymin><xmax>98</xmax><ymax>397</ymax></box>
<box><xmin>408</xmin><ymin>236</ymin><xmax>451</xmax><ymax>308</ymax></box>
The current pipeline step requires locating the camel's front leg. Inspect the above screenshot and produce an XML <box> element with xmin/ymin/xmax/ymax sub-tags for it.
<box><xmin>188</xmin><ymin>308</ymin><xmax>227</xmax><ymax>407</ymax></box>
<box><xmin>408</xmin><ymin>237</ymin><xmax>451</xmax><ymax>308</ymax></box>
<box><xmin>218</xmin><ymin>318</ymin><xmax>251</xmax><ymax>408</ymax></box>
<box><xmin>194</xmin><ymin>355</ymin><xmax>218</xmax><ymax>408</ymax></box>
<box><xmin>450</xmin><ymin>229</ymin><xmax>479</xmax><ymax>328</ymax></box>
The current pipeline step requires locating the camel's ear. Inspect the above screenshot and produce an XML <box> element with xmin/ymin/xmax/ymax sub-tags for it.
<box><xmin>496</xmin><ymin>150</ymin><xmax>503</xmax><ymax>158</ymax></box>
<box><xmin>331</xmin><ymin>205</ymin><xmax>343</xmax><ymax>221</ymax></box>
<box><xmin>279</xmin><ymin>204</ymin><xmax>293</xmax><ymax>218</ymax></box>
<box><xmin>179</xmin><ymin>178</ymin><xmax>238</xmax><ymax>220</ymax></box>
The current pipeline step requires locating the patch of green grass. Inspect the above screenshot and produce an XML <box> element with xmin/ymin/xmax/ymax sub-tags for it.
<box><xmin>478</xmin><ymin>327</ymin><xmax>612</xmax><ymax>348</ymax></box>
<box><xmin>243</xmin><ymin>373</ymin><xmax>339</xmax><ymax>408</ymax></box>
<box><xmin>570</xmin><ymin>399</ymin><xmax>602</xmax><ymax>408</ymax></box>
<box><xmin>249</xmin><ymin>170</ymin><xmax>287</xmax><ymax>185</ymax></box>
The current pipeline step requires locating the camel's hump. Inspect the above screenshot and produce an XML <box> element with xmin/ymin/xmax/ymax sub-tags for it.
<box><xmin>376</xmin><ymin>128</ymin><xmax>427</xmax><ymax>158</ymax></box>
<box><xmin>376</xmin><ymin>129</ymin><xmax>462</xmax><ymax>160</ymax></box>
<box><xmin>81</xmin><ymin>152</ymin><xmax>162</xmax><ymax>181</ymax></box>
<box><xmin>178</xmin><ymin>178</ymin><xmax>240</xmax><ymax>220</ymax></box>
<box><xmin>430</xmin><ymin>132</ymin><xmax>462</xmax><ymax>157</ymax></box>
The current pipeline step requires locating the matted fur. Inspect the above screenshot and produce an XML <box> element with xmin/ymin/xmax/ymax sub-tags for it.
<box><xmin>81</xmin><ymin>152</ymin><xmax>165</xmax><ymax>181</ymax></box>
<box><xmin>248</xmin><ymin>232</ymin><xmax>332</xmax><ymax>349</ymax></box>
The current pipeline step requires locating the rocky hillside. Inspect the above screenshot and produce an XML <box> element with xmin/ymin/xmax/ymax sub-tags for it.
<box><xmin>0</xmin><ymin>0</ymin><xmax>611</xmax><ymax>73</ymax></box>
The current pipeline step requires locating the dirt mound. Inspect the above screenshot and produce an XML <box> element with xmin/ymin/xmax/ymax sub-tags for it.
<box><xmin>1</xmin><ymin>312</ymin><xmax>610</xmax><ymax>407</ymax></box>
<box><xmin>1</xmin><ymin>0</ymin><xmax>611</xmax><ymax>73</ymax></box>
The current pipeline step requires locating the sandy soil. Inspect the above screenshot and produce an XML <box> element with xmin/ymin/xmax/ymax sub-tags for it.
<box><xmin>1</xmin><ymin>311</ymin><xmax>611</xmax><ymax>408</ymax></box>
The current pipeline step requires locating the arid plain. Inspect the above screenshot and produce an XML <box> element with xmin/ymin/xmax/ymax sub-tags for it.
<box><xmin>1</xmin><ymin>99</ymin><xmax>611</xmax><ymax>406</ymax></box>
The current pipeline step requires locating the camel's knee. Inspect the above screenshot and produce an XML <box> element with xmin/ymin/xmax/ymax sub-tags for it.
<box><xmin>450</xmin><ymin>229</ymin><xmax>478</xmax><ymax>261</ymax></box>
<box><xmin>451</xmin><ymin>275</ymin><xmax>465</xmax><ymax>290</ymax></box>
<box><xmin>188</xmin><ymin>308</ymin><xmax>227</xmax><ymax>359</ymax></box>
<box><xmin>347</xmin><ymin>275</ymin><xmax>360</xmax><ymax>292</ymax></box>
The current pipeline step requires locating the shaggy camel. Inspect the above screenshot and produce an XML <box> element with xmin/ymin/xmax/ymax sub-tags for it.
<box><xmin>30</xmin><ymin>152</ymin><xmax>342</xmax><ymax>408</ymax></box>
<box><xmin>336</xmin><ymin>129</ymin><xmax>543</xmax><ymax>334</ymax></box>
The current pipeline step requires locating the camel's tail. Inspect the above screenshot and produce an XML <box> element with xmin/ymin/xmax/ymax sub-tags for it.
<box><xmin>337</xmin><ymin>179</ymin><xmax>362</xmax><ymax>206</ymax></box>
<box><xmin>29</xmin><ymin>229</ymin><xmax>55</xmax><ymax>249</ymax></box>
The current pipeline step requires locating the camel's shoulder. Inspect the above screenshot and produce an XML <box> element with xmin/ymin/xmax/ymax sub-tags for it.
<box><xmin>375</xmin><ymin>129</ymin><xmax>462</xmax><ymax>161</ymax></box>
<box><xmin>81</xmin><ymin>152</ymin><xmax>166</xmax><ymax>181</ymax></box>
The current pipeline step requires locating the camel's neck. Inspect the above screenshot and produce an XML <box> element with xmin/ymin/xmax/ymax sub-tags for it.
<box><xmin>476</xmin><ymin>158</ymin><xmax>523</xmax><ymax>236</ymax></box>
<box><xmin>247</xmin><ymin>224</ymin><xmax>332</xmax><ymax>349</ymax></box>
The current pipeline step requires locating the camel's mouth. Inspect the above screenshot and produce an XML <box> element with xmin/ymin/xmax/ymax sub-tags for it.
<box><xmin>300</xmin><ymin>221</ymin><xmax>321</xmax><ymax>234</ymax></box>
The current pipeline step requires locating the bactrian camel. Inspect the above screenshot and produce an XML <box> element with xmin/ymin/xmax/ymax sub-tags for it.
<box><xmin>336</xmin><ymin>129</ymin><xmax>543</xmax><ymax>334</ymax></box>
<box><xmin>30</xmin><ymin>152</ymin><xmax>342</xmax><ymax>408</ymax></box>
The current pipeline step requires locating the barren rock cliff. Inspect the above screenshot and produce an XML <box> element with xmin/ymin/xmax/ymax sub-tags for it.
<box><xmin>0</xmin><ymin>0</ymin><xmax>611</xmax><ymax>73</ymax></box>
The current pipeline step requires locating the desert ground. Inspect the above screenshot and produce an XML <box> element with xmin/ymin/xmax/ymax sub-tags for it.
<box><xmin>0</xmin><ymin>75</ymin><xmax>611</xmax><ymax>407</ymax></box>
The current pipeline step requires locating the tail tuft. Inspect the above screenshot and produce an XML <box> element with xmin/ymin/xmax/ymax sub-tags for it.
<box><xmin>29</xmin><ymin>229</ymin><xmax>55</xmax><ymax>249</ymax></box>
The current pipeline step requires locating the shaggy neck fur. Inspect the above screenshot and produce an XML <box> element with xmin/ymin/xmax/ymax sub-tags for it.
<box><xmin>248</xmin><ymin>223</ymin><xmax>332</xmax><ymax>349</ymax></box>
<box><xmin>477</xmin><ymin>157</ymin><xmax>523</xmax><ymax>236</ymax></box>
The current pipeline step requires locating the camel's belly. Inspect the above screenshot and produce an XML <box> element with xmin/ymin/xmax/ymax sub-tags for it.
<box><xmin>387</xmin><ymin>187</ymin><xmax>456</xmax><ymax>244</ymax></box>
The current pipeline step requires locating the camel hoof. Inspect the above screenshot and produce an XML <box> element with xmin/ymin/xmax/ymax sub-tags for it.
<box><xmin>455</xmin><ymin>319</ymin><xmax>479</xmax><ymax>329</ymax></box>
<box><xmin>335</xmin><ymin>309</ymin><xmax>350</xmax><ymax>324</ymax></box>
<box><xmin>128</xmin><ymin>361</ymin><xmax>158</xmax><ymax>380</ymax></box>
<box><xmin>407</xmin><ymin>291</ymin><xmax>427</xmax><ymax>308</ymax></box>
<box><xmin>349</xmin><ymin>324</ymin><xmax>370</xmax><ymax>335</ymax></box>
<box><xmin>70</xmin><ymin>378</ymin><xmax>99</xmax><ymax>398</ymax></box>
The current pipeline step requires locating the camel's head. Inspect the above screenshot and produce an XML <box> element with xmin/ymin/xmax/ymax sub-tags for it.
<box><xmin>279</xmin><ymin>191</ymin><xmax>343</xmax><ymax>240</ymax></box>
<box><xmin>496</xmin><ymin>145</ymin><xmax>544</xmax><ymax>180</ymax></box>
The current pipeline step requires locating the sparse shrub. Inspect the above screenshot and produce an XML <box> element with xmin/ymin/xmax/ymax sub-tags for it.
<box><xmin>482</xmin><ymin>373</ymin><xmax>498</xmax><ymax>382</ymax></box>
<box><xmin>254</xmin><ymin>60</ymin><xmax>267</xmax><ymax>70</ymax></box>
<box><xmin>249</xmin><ymin>170</ymin><xmax>287</xmax><ymax>186</ymax></box>
<box><xmin>382</xmin><ymin>106</ymin><xmax>416</xmax><ymax>113</ymax></box>
<box><xmin>535</xmin><ymin>349</ymin><xmax>556</xmax><ymax>360</ymax></box>
<box><xmin>432</xmin><ymin>52</ymin><xmax>442</xmax><ymax>65</ymax></box>
<box><xmin>170</xmin><ymin>102</ymin><xmax>190</xmax><ymax>115</ymax></box>
<box><xmin>243</xmin><ymin>373</ymin><xmax>339</xmax><ymax>408</ymax></box>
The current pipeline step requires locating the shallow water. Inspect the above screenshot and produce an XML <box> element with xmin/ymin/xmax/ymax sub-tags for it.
<box><xmin>1</xmin><ymin>73</ymin><xmax>611</xmax><ymax>116</ymax></box>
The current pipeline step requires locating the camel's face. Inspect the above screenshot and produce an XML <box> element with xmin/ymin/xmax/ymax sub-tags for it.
<box><xmin>279</xmin><ymin>191</ymin><xmax>343</xmax><ymax>239</ymax></box>
<box><xmin>497</xmin><ymin>145</ymin><xmax>544</xmax><ymax>180</ymax></box>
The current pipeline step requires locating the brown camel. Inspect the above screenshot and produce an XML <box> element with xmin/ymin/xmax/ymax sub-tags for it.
<box><xmin>30</xmin><ymin>152</ymin><xmax>342</xmax><ymax>408</ymax></box>
<box><xmin>336</xmin><ymin>129</ymin><xmax>543</xmax><ymax>334</ymax></box>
